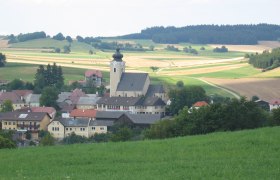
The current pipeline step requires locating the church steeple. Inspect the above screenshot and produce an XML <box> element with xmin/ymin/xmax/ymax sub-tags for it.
<box><xmin>110</xmin><ymin>48</ymin><xmax>126</xmax><ymax>97</ymax></box>
<box><xmin>113</xmin><ymin>48</ymin><xmax>123</xmax><ymax>62</ymax></box>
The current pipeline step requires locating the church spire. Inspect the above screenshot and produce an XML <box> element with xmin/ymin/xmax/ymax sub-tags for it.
<box><xmin>112</xmin><ymin>48</ymin><xmax>123</xmax><ymax>62</ymax></box>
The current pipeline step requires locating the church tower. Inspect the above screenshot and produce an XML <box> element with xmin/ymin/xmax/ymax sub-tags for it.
<box><xmin>110</xmin><ymin>48</ymin><xmax>125</xmax><ymax>97</ymax></box>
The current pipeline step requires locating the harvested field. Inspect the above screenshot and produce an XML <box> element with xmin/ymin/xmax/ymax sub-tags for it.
<box><xmin>0</xmin><ymin>39</ymin><xmax>9</xmax><ymax>48</ymax></box>
<box><xmin>202</xmin><ymin>78</ymin><xmax>280</xmax><ymax>101</ymax></box>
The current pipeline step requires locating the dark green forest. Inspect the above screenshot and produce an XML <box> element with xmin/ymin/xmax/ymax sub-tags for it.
<box><xmin>119</xmin><ymin>24</ymin><xmax>280</xmax><ymax>44</ymax></box>
<box><xmin>248</xmin><ymin>48</ymin><xmax>280</xmax><ymax>70</ymax></box>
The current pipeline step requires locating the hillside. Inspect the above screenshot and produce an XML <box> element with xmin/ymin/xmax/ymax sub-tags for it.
<box><xmin>10</xmin><ymin>38</ymin><xmax>93</xmax><ymax>52</ymax></box>
<box><xmin>0</xmin><ymin>127</ymin><xmax>279</xmax><ymax>179</ymax></box>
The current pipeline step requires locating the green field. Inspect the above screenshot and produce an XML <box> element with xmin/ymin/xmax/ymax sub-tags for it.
<box><xmin>0</xmin><ymin>127</ymin><xmax>279</xmax><ymax>179</ymax></box>
<box><xmin>0</xmin><ymin>63</ymin><xmax>109</xmax><ymax>83</ymax></box>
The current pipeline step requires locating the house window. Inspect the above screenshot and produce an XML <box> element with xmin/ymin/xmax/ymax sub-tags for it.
<box><xmin>70</xmin><ymin>128</ymin><xmax>72</xmax><ymax>131</ymax></box>
<box><xmin>66</xmin><ymin>128</ymin><xmax>68</xmax><ymax>131</ymax></box>
<box><xmin>92</xmin><ymin>127</ymin><xmax>95</xmax><ymax>130</ymax></box>
<box><xmin>100</xmin><ymin>127</ymin><xmax>104</xmax><ymax>130</ymax></box>
<box><xmin>114</xmin><ymin>68</ymin><xmax>116</xmax><ymax>72</ymax></box>
<box><xmin>52</xmin><ymin>127</ymin><xmax>54</xmax><ymax>131</ymax></box>
<box><xmin>8</xmin><ymin>122</ymin><xmax>11</xmax><ymax>125</ymax></box>
<box><xmin>4</xmin><ymin>122</ymin><xmax>7</xmax><ymax>125</ymax></box>
<box><xmin>13</xmin><ymin>122</ymin><xmax>16</xmax><ymax>125</ymax></box>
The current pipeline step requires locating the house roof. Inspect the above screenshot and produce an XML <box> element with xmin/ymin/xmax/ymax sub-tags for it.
<box><xmin>97</xmin><ymin>96</ymin><xmax>166</xmax><ymax>106</ymax></box>
<box><xmin>117</xmin><ymin>73</ymin><xmax>148</xmax><ymax>91</ymax></box>
<box><xmin>124</xmin><ymin>113</ymin><xmax>162</xmax><ymax>125</ymax></box>
<box><xmin>12</xmin><ymin>90</ymin><xmax>33</xmax><ymax>98</ymax></box>
<box><xmin>57</xmin><ymin>118</ymin><xmax>90</xmax><ymax>127</ymax></box>
<box><xmin>97</xmin><ymin>97</ymin><xmax>141</xmax><ymax>106</ymax></box>
<box><xmin>25</xmin><ymin>94</ymin><xmax>41</xmax><ymax>104</ymax></box>
<box><xmin>146</xmin><ymin>84</ymin><xmax>165</xmax><ymax>97</ymax></box>
<box><xmin>31</xmin><ymin>107</ymin><xmax>56</xmax><ymax>115</ymax></box>
<box><xmin>96</xmin><ymin>111</ymin><xmax>124</xmax><ymax>119</ymax></box>
<box><xmin>58</xmin><ymin>102</ymin><xmax>75</xmax><ymax>113</ymax></box>
<box><xmin>142</xmin><ymin>97</ymin><xmax>166</xmax><ymax>106</ymax></box>
<box><xmin>77</xmin><ymin>97</ymin><xmax>101</xmax><ymax>106</ymax></box>
<box><xmin>269</xmin><ymin>99</ymin><xmax>280</xmax><ymax>105</ymax></box>
<box><xmin>70</xmin><ymin>109</ymin><xmax>97</xmax><ymax>118</ymax></box>
<box><xmin>89</xmin><ymin>120</ymin><xmax>114</xmax><ymax>126</ymax></box>
<box><xmin>85</xmin><ymin>70</ymin><xmax>102</xmax><ymax>78</ymax></box>
<box><xmin>0</xmin><ymin>112</ymin><xmax>50</xmax><ymax>121</ymax></box>
<box><xmin>193</xmin><ymin>101</ymin><xmax>209</xmax><ymax>107</ymax></box>
<box><xmin>0</xmin><ymin>92</ymin><xmax>23</xmax><ymax>104</ymax></box>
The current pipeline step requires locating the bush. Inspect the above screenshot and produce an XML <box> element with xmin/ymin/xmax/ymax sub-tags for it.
<box><xmin>40</xmin><ymin>133</ymin><xmax>55</xmax><ymax>146</ymax></box>
<box><xmin>62</xmin><ymin>133</ymin><xmax>88</xmax><ymax>144</ymax></box>
<box><xmin>0</xmin><ymin>136</ymin><xmax>16</xmax><ymax>149</ymax></box>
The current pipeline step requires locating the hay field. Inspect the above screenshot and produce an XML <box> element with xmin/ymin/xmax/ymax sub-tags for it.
<box><xmin>202</xmin><ymin>78</ymin><xmax>280</xmax><ymax>101</ymax></box>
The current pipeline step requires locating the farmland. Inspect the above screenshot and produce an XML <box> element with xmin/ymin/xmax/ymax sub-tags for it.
<box><xmin>1</xmin><ymin>38</ymin><xmax>280</xmax><ymax>99</ymax></box>
<box><xmin>0</xmin><ymin>127</ymin><xmax>279</xmax><ymax>179</ymax></box>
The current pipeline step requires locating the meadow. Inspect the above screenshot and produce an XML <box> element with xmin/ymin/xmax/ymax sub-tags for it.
<box><xmin>1</xmin><ymin>38</ymin><xmax>280</xmax><ymax>99</ymax></box>
<box><xmin>0</xmin><ymin>127</ymin><xmax>279</xmax><ymax>179</ymax></box>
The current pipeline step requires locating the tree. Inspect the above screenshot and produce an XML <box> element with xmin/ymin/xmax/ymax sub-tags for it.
<box><xmin>168</xmin><ymin>86</ymin><xmax>207</xmax><ymax>115</ymax></box>
<box><xmin>1</xmin><ymin>100</ymin><xmax>13</xmax><ymax>112</ymax></box>
<box><xmin>25</xmin><ymin>131</ymin><xmax>32</xmax><ymax>140</ymax></box>
<box><xmin>40</xmin><ymin>86</ymin><xmax>59</xmax><ymax>109</ymax></box>
<box><xmin>271</xmin><ymin>108</ymin><xmax>280</xmax><ymax>125</ymax></box>
<box><xmin>54</xmin><ymin>48</ymin><xmax>61</xmax><ymax>53</ymax></box>
<box><xmin>76</xmin><ymin>35</ymin><xmax>84</xmax><ymax>42</ymax></box>
<box><xmin>56</xmin><ymin>66</ymin><xmax>64</xmax><ymax>89</ymax></box>
<box><xmin>62</xmin><ymin>133</ymin><xmax>88</xmax><ymax>144</ymax></box>
<box><xmin>52</xmin><ymin>33</ymin><xmax>65</xmax><ymax>41</ymax></box>
<box><xmin>0</xmin><ymin>136</ymin><xmax>16</xmax><ymax>149</ymax></box>
<box><xmin>0</xmin><ymin>53</ymin><xmax>6</xmax><ymax>67</ymax></box>
<box><xmin>40</xmin><ymin>133</ymin><xmax>55</xmax><ymax>146</ymax></box>
<box><xmin>251</xmin><ymin>95</ymin><xmax>260</xmax><ymax>101</ymax></box>
<box><xmin>34</xmin><ymin>65</ymin><xmax>46</xmax><ymax>91</ymax></box>
<box><xmin>200</xmin><ymin>47</ymin><xmax>205</xmax><ymax>50</ymax></box>
<box><xmin>176</xmin><ymin>81</ymin><xmax>184</xmax><ymax>88</ymax></box>
<box><xmin>6</xmin><ymin>79</ymin><xmax>25</xmax><ymax>90</ymax></box>
<box><xmin>150</xmin><ymin>66</ymin><xmax>159</xmax><ymax>72</ymax></box>
<box><xmin>66</xmin><ymin>36</ymin><xmax>73</xmax><ymax>44</ymax></box>
<box><xmin>149</xmin><ymin>45</ymin><xmax>155</xmax><ymax>51</ymax></box>
<box><xmin>111</xmin><ymin>127</ymin><xmax>133</xmax><ymax>142</ymax></box>
<box><xmin>89</xmin><ymin>50</ymin><xmax>94</xmax><ymax>55</ymax></box>
<box><xmin>63</xmin><ymin>45</ymin><xmax>71</xmax><ymax>53</ymax></box>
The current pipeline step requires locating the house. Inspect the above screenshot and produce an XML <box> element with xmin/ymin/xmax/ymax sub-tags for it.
<box><xmin>0</xmin><ymin>92</ymin><xmax>25</xmax><ymax>110</ymax></box>
<box><xmin>48</xmin><ymin>118</ymin><xmax>112</xmax><ymax>140</ymax></box>
<box><xmin>0</xmin><ymin>111</ymin><xmax>51</xmax><ymax>140</ymax></box>
<box><xmin>31</xmin><ymin>107</ymin><xmax>56</xmax><ymax>121</ymax></box>
<box><xmin>85</xmin><ymin>69</ymin><xmax>102</xmax><ymax>87</ymax></box>
<box><xmin>70</xmin><ymin>109</ymin><xmax>97</xmax><ymax>120</ymax></box>
<box><xmin>255</xmin><ymin>100</ymin><xmax>270</xmax><ymax>111</ymax></box>
<box><xmin>115</xmin><ymin>113</ymin><xmax>162</xmax><ymax>128</ymax></box>
<box><xmin>96</xmin><ymin>96</ymin><xmax>166</xmax><ymax>116</ymax></box>
<box><xmin>25</xmin><ymin>94</ymin><xmax>41</xmax><ymax>107</ymax></box>
<box><xmin>76</xmin><ymin>96</ymin><xmax>101</xmax><ymax>110</ymax></box>
<box><xmin>57</xmin><ymin>89</ymin><xmax>88</xmax><ymax>107</ymax></box>
<box><xmin>192</xmin><ymin>101</ymin><xmax>209</xmax><ymax>109</ymax></box>
<box><xmin>12</xmin><ymin>90</ymin><xmax>33</xmax><ymax>100</ymax></box>
<box><xmin>269</xmin><ymin>99</ymin><xmax>280</xmax><ymax>111</ymax></box>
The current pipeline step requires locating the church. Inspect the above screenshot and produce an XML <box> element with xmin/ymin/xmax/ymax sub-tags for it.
<box><xmin>96</xmin><ymin>49</ymin><xmax>167</xmax><ymax>116</ymax></box>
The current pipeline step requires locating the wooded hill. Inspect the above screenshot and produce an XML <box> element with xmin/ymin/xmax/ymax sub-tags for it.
<box><xmin>248</xmin><ymin>48</ymin><xmax>280</xmax><ymax>70</ymax></box>
<box><xmin>119</xmin><ymin>24</ymin><xmax>280</xmax><ymax>45</ymax></box>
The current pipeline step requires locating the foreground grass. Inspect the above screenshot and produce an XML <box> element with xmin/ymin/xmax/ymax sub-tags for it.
<box><xmin>0</xmin><ymin>127</ymin><xmax>279</xmax><ymax>179</ymax></box>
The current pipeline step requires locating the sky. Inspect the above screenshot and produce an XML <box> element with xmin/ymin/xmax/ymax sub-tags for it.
<box><xmin>0</xmin><ymin>0</ymin><xmax>279</xmax><ymax>37</ymax></box>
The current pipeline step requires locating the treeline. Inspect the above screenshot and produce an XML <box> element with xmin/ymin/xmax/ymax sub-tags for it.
<box><xmin>7</xmin><ymin>32</ymin><xmax>46</xmax><ymax>44</ymax></box>
<box><xmin>145</xmin><ymin>97</ymin><xmax>279</xmax><ymax>139</ymax></box>
<box><xmin>248</xmin><ymin>48</ymin><xmax>280</xmax><ymax>70</ymax></box>
<box><xmin>119</xmin><ymin>24</ymin><xmax>280</xmax><ymax>44</ymax></box>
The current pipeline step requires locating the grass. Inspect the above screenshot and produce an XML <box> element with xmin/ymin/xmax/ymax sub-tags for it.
<box><xmin>189</xmin><ymin>65</ymin><xmax>261</xmax><ymax>78</ymax></box>
<box><xmin>10</xmin><ymin>38</ymin><xmax>93</xmax><ymax>52</ymax></box>
<box><xmin>0</xmin><ymin>63</ymin><xmax>109</xmax><ymax>83</ymax></box>
<box><xmin>0</xmin><ymin>127</ymin><xmax>279</xmax><ymax>179</ymax></box>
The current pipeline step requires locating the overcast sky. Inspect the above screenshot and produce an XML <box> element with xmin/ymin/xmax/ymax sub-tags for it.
<box><xmin>0</xmin><ymin>0</ymin><xmax>279</xmax><ymax>37</ymax></box>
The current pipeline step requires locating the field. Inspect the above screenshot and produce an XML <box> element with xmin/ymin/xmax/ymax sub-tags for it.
<box><xmin>1</xmin><ymin>38</ymin><xmax>280</xmax><ymax>99</ymax></box>
<box><xmin>0</xmin><ymin>127</ymin><xmax>279</xmax><ymax>179</ymax></box>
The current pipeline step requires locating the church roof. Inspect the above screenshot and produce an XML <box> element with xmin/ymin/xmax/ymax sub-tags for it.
<box><xmin>117</xmin><ymin>73</ymin><xmax>148</xmax><ymax>91</ymax></box>
<box><xmin>146</xmin><ymin>84</ymin><xmax>165</xmax><ymax>97</ymax></box>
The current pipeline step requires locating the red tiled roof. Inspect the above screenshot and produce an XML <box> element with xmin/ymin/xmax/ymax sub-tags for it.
<box><xmin>193</xmin><ymin>101</ymin><xmax>209</xmax><ymax>107</ymax></box>
<box><xmin>0</xmin><ymin>92</ymin><xmax>23</xmax><ymax>104</ymax></box>
<box><xmin>269</xmin><ymin>99</ymin><xmax>280</xmax><ymax>105</ymax></box>
<box><xmin>12</xmin><ymin>90</ymin><xmax>33</xmax><ymax>97</ymax></box>
<box><xmin>85</xmin><ymin>70</ymin><xmax>102</xmax><ymax>78</ymax></box>
<box><xmin>70</xmin><ymin>109</ymin><xmax>97</xmax><ymax>118</ymax></box>
<box><xmin>31</xmin><ymin>107</ymin><xmax>56</xmax><ymax>114</ymax></box>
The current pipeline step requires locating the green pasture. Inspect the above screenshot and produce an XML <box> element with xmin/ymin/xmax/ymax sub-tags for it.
<box><xmin>0</xmin><ymin>127</ymin><xmax>279</xmax><ymax>179</ymax></box>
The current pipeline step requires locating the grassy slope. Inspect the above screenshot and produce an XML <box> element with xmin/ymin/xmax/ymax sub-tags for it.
<box><xmin>10</xmin><ymin>38</ymin><xmax>93</xmax><ymax>52</ymax></box>
<box><xmin>0</xmin><ymin>62</ymin><xmax>109</xmax><ymax>83</ymax></box>
<box><xmin>0</xmin><ymin>127</ymin><xmax>279</xmax><ymax>179</ymax></box>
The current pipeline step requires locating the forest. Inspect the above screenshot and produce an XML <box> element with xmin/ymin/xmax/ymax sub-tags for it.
<box><xmin>248</xmin><ymin>48</ymin><xmax>280</xmax><ymax>70</ymax></box>
<box><xmin>119</xmin><ymin>24</ymin><xmax>280</xmax><ymax>44</ymax></box>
